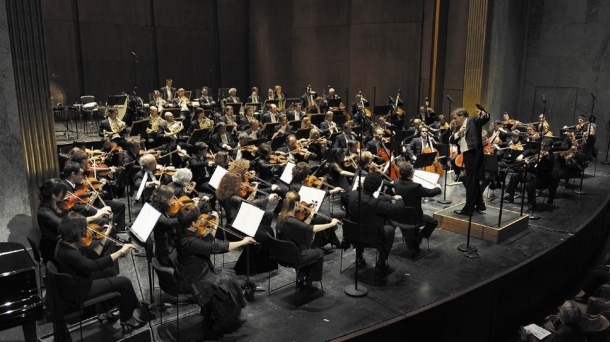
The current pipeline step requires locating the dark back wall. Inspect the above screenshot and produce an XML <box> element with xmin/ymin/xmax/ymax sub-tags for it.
<box><xmin>249</xmin><ymin>0</ymin><xmax>435</xmax><ymax>119</ymax></box>
<box><xmin>42</xmin><ymin>0</ymin><xmax>248</xmax><ymax>106</ymax></box>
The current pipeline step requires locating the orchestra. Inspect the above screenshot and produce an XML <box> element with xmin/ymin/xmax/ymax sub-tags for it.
<box><xmin>47</xmin><ymin>79</ymin><xmax>600</xmax><ymax>336</ymax></box>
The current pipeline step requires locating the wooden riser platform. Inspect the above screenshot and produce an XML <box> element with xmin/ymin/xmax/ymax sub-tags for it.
<box><xmin>433</xmin><ymin>202</ymin><xmax>529</xmax><ymax>243</ymax></box>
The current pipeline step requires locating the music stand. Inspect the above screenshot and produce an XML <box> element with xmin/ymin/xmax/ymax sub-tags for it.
<box><xmin>271</xmin><ymin>135</ymin><xmax>286</xmax><ymax>151</ymax></box>
<box><xmin>524</xmin><ymin>141</ymin><xmax>539</xmax><ymax>151</ymax></box>
<box><xmin>226</xmin><ymin>103</ymin><xmax>242</xmax><ymax>115</ymax></box>
<box><xmin>130</xmin><ymin>119</ymin><xmax>150</xmax><ymax>137</ymax></box>
<box><xmin>309</xmin><ymin>114</ymin><xmax>325</xmax><ymax>126</ymax></box>
<box><xmin>335</xmin><ymin>114</ymin><xmax>347</xmax><ymax>127</ymax></box>
<box><xmin>296</xmin><ymin>128</ymin><xmax>311</xmax><ymax>140</ymax></box>
<box><xmin>374</xmin><ymin>105</ymin><xmax>392</xmax><ymax>117</ymax></box>
<box><xmin>230</xmin><ymin>200</ymin><xmax>265</xmax><ymax>300</ymax></box>
<box><xmin>435</xmin><ymin>144</ymin><xmax>452</xmax><ymax>205</ymax></box>
<box><xmin>188</xmin><ymin>128</ymin><xmax>210</xmax><ymax>144</ymax></box>
<box><xmin>248</xmin><ymin>137</ymin><xmax>267</xmax><ymax>147</ymax></box>
<box><xmin>263</xmin><ymin>122</ymin><xmax>281</xmax><ymax>138</ymax></box>
<box><xmin>107</xmin><ymin>95</ymin><xmax>127</xmax><ymax>107</ymax></box>
<box><xmin>413</xmin><ymin>152</ymin><xmax>437</xmax><ymax>169</ymax></box>
<box><xmin>245</xmin><ymin>103</ymin><xmax>262</xmax><ymax>113</ymax></box>
<box><xmin>289</xmin><ymin>120</ymin><xmax>302</xmax><ymax>129</ymax></box>
<box><xmin>263</xmin><ymin>99</ymin><xmax>279</xmax><ymax>111</ymax></box>
<box><xmin>327</xmin><ymin>99</ymin><xmax>341</xmax><ymax>108</ymax></box>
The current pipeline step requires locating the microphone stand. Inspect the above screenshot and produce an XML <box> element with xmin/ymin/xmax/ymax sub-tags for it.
<box><xmin>344</xmin><ymin>128</ymin><xmax>367</xmax><ymax>298</ymax></box>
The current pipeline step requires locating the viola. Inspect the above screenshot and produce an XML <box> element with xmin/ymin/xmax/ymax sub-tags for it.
<box><xmin>196</xmin><ymin>213</ymin><xmax>217</xmax><ymax>236</ymax></box>
<box><xmin>167</xmin><ymin>196</ymin><xmax>185</xmax><ymax>216</ymax></box>
<box><xmin>238</xmin><ymin>145</ymin><xmax>258</xmax><ymax>153</ymax></box>
<box><xmin>154</xmin><ymin>166</ymin><xmax>176</xmax><ymax>176</ymax></box>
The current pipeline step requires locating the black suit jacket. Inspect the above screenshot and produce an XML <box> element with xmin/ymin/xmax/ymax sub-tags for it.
<box><xmin>261</xmin><ymin>111</ymin><xmax>279</xmax><ymax>124</ymax></box>
<box><xmin>392</xmin><ymin>178</ymin><xmax>441</xmax><ymax>219</ymax></box>
<box><xmin>449</xmin><ymin>114</ymin><xmax>490</xmax><ymax>152</ymax></box>
<box><xmin>211</xmin><ymin>132</ymin><xmax>237</xmax><ymax>152</ymax></box>
<box><xmin>247</xmin><ymin>94</ymin><xmax>261</xmax><ymax>103</ymax></box>
<box><xmin>347</xmin><ymin>191</ymin><xmax>404</xmax><ymax>227</ymax></box>
<box><xmin>224</xmin><ymin>96</ymin><xmax>241</xmax><ymax>104</ymax></box>
<box><xmin>198</xmin><ymin>95</ymin><xmax>215</xmax><ymax>109</ymax></box>
<box><xmin>287</xmin><ymin>110</ymin><xmax>305</xmax><ymax>121</ymax></box>
<box><xmin>160</xmin><ymin>86</ymin><xmax>176</xmax><ymax>101</ymax></box>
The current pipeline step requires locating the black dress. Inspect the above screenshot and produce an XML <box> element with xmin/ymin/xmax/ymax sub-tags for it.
<box><xmin>218</xmin><ymin>195</ymin><xmax>277</xmax><ymax>275</ymax></box>
<box><xmin>175</xmin><ymin>230</ymin><xmax>246</xmax><ymax>329</ymax></box>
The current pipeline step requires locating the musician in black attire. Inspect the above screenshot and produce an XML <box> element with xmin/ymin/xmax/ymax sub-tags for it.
<box><xmin>504</xmin><ymin>137</ymin><xmax>556</xmax><ymax>209</ymax></box>
<box><xmin>134</xmin><ymin>154</ymin><xmax>172</xmax><ymax>203</ymax></box>
<box><xmin>120</xmin><ymin>139</ymin><xmax>143</xmax><ymax>194</ymax></box>
<box><xmin>449</xmin><ymin>108</ymin><xmax>490</xmax><ymax>215</ymax></box>
<box><xmin>390</xmin><ymin>162</ymin><xmax>441</xmax><ymax>258</ymax></box>
<box><xmin>347</xmin><ymin>173</ymin><xmax>404</xmax><ymax>272</ymax></box>
<box><xmin>253</xmin><ymin>143</ymin><xmax>284</xmax><ymax>181</ymax></box>
<box><xmin>211</xmin><ymin>122</ymin><xmax>237</xmax><ymax>153</ymax></box>
<box><xmin>158</xmin><ymin>136</ymin><xmax>188</xmax><ymax>168</ymax></box>
<box><xmin>333</xmin><ymin>122</ymin><xmax>356</xmax><ymax>149</ymax></box>
<box><xmin>198</xmin><ymin>86</ymin><xmax>216</xmax><ymax>111</ymax></box>
<box><xmin>351</xmin><ymin>94</ymin><xmax>369</xmax><ymax>117</ymax></box>
<box><xmin>277</xmin><ymin>191</ymin><xmax>341</xmax><ymax>293</ymax></box>
<box><xmin>318</xmin><ymin>111</ymin><xmax>339</xmax><ymax>138</ymax></box>
<box><xmin>160</xmin><ymin>79</ymin><xmax>176</xmax><ymax>101</ymax></box>
<box><xmin>402</xmin><ymin>126</ymin><xmax>437</xmax><ymax>162</ymax></box>
<box><xmin>54</xmin><ymin>211</ymin><xmax>143</xmax><ymax>331</ymax></box>
<box><xmin>189</xmin><ymin>142</ymin><xmax>214</xmax><ymax>191</ymax></box>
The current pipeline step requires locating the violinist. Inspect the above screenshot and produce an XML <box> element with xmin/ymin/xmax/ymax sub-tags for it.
<box><xmin>175</xmin><ymin>204</ymin><xmax>253</xmax><ymax>332</ymax></box>
<box><xmin>244</xmin><ymin>119</ymin><xmax>264</xmax><ymax>140</ymax></box>
<box><xmin>347</xmin><ymin>172</ymin><xmax>404</xmax><ymax>273</ymax></box>
<box><xmin>489</xmin><ymin>120</ymin><xmax>509</xmax><ymax>146</ymax></box>
<box><xmin>55</xmin><ymin>212</ymin><xmax>144</xmax><ymax>331</ymax></box>
<box><xmin>580</xmin><ymin>126</ymin><xmax>597</xmax><ymax>161</ymax></box>
<box><xmin>499</xmin><ymin>130</ymin><xmax>524</xmax><ymax>162</ymax></box>
<box><xmin>158</xmin><ymin>136</ymin><xmax>188</xmax><ymax>168</ymax></box>
<box><xmin>189</xmin><ymin>142</ymin><xmax>216</xmax><ymax>196</ymax></box>
<box><xmin>525</xmin><ymin>124</ymin><xmax>540</xmax><ymax>142</ymax></box>
<box><xmin>328</xmin><ymin>147</ymin><xmax>356</xmax><ymax>206</ymax></box>
<box><xmin>120</xmin><ymin>139</ymin><xmax>143</xmax><ymax>192</ymax></box>
<box><xmin>189</xmin><ymin>108</ymin><xmax>213</xmax><ymax>134</ymax></box>
<box><xmin>479</xmin><ymin>130</ymin><xmax>502</xmax><ymax>196</ymax></box>
<box><xmin>319</xmin><ymin>111</ymin><xmax>339</xmax><ymax>137</ymax></box>
<box><xmin>143</xmin><ymin>106</ymin><xmax>166</xmax><ymax>147</ymax></box>
<box><xmin>235</xmin><ymin>132</ymin><xmax>255</xmax><ymax>161</ymax></box>
<box><xmin>168</xmin><ymin>168</ymin><xmax>212</xmax><ymax>212</ymax></box>
<box><xmin>37</xmin><ymin>178</ymin><xmax>108</xmax><ymax>265</ymax></box>
<box><xmin>253</xmin><ymin>143</ymin><xmax>284</xmax><ymax>181</ymax></box>
<box><xmin>276</xmin><ymin>134</ymin><xmax>311</xmax><ymax>163</ymax></box>
<box><xmin>541</xmin><ymin>122</ymin><xmax>554</xmax><ymax>137</ymax></box>
<box><xmin>502</xmin><ymin>112</ymin><xmax>520</xmax><ymax>130</ymax></box>
<box><xmin>390</xmin><ymin>161</ymin><xmax>441</xmax><ymax>259</ymax></box>
<box><xmin>504</xmin><ymin>137</ymin><xmax>556</xmax><ymax>209</ymax></box>
<box><xmin>277</xmin><ymin>191</ymin><xmax>342</xmax><ymax>293</ymax></box>
<box><xmin>98</xmin><ymin>108</ymin><xmax>127</xmax><ymax>141</ymax></box>
<box><xmin>216</xmin><ymin>172</ymin><xmax>278</xmax><ymax>275</ymax></box>
<box><xmin>305</xmin><ymin>128</ymin><xmax>327</xmax><ymax>160</ymax></box>
<box><xmin>287</xmin><ymin>102</ymin><xmax>306</xmax><ymax>121</ymax></box>
<box><xmin>261</xmin><ymin>103</ymin><xmax>279</xmax><ymax>124</ymax></box>
<box><xmin>99</xmin><ymin>137</ymin><xmax>122</xmax><ymax>168</ymax></box>
<box><xmin>334</xmin><ymin>122</ymin><xmax>357</xmax><ymax>149</ymax></box>
<box><xmin>146</xmin><ymin>185</ymin><xmax>181</xmax><ymax>267</ymax></box>
<box><xmin>134</xmin><ymin>154</ymin><xmax>171</xmax><ymax>202</ymax></box>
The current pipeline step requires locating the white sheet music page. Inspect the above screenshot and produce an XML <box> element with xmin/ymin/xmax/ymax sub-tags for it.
<box><xmin>298</xmin><ymin>186</ymin><xmax>326</xmax><ymax>213</ymax></box>
<box><xmin>209</xmin><ymin>166</ymin><xmax>228</xmax><ymax>190</ymax></box>
<box><xmin>280</xmin><ymin>162</ymin><xmax>295</xmax><ymax>184</ymax></box>
<box><xmin>523</xmin><ymin>324</ymin><xmax>551</xmax><ymax>340</ymax></box>
<box><xmin>134</xmin><ymin>172</ymin><xmax>148</xmax><ymax>201</ymax></box>
<box><xmin>130</xmin><ymin>203</ymin><xmax>162</xmax><ymax>243</ymax></box>
<box><xmin>231</xmin><ymin>201</ymin><xmax>264</xmax><ymax>237</ymax></box>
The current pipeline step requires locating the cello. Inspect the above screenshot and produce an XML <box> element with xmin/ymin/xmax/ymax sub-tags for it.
<box><xmin>422</xmin><ymin>136</ymin><xmax>444</xmax><ymax>177</ymax></box>
<box><xmin>376</xmin><ymin>142</ymin><xmax>400</xmax><ymax>180</ymax></box>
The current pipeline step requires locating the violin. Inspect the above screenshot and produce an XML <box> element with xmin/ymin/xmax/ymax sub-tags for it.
<box><xmin>294</xmin><ymin>201</ymin><xmax>337</xmax><ymax>223</ymax></box>
<box><xmin>269</xmin><ymin>154</ymin><xmax>287</xmax><ymax>164</ymax></box>
<box><xmin>238</xmin><ymin>145</ymin><xmax>258</xmax><ymax>153</ymax></box>
<box><xmin>343</xmin><ymin>154</ymin><xmax>359</xmax><ymax>168</ymax></box>
<box><xmin>154</xmin><ymin>166</ymin><xmax>176</xmax><ymax>176</ymax></box>
<box><xmin>167</xmin><ymin>196</ymin><xmax>185</xmax><ymax>216</ymax></box>
<box><xmin>303</xmin><ymin>175</ymin><xmax>334</xmax><ymax>188</ymax></box>
<box><xmin>81</xmin><ymin>225</ymin><xmax>134</xmax><ymax>249</ymax></box>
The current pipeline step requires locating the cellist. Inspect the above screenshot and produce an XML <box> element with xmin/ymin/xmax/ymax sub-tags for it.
<box><xmin>403</xmin><ymin>126</ymin><xmax>437</xmax><ymax>162</ymax></box>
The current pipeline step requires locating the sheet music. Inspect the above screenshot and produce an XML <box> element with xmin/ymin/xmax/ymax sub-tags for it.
<box><xmin>280</xmin><ymin>162</ymin><xmax>295</xmax><ymax>184</ymax></box>
<box><xmin>523</xmin><ymin>324</ymin><xmax>551</xmax><ymax>340</ymax></box>
<box><xmin>134</xmin><ymin>172</ymin><xmax>148</xmax><ymax>201</ymax></box>
<box><xmin>413</xmin><ymin>170</ymin><xmax>440</xmax><ymax>190</ymax></box>
<box><xmin>231</xmin><ymin>201</ymin><xmax>264</xmax><ymax>237</ymax></box>
<box><xmin>209</xmin><ymin>166</ymin><xmax>228</xmax><ymax>190</ymax></box>
<box><xmin>130</xmin><ymin>203</ymin><xmax>162</xmax><ymax>243</ymax></box>
<box><xmin>298</xmin><ymin>186</ymin><xmax>326</xmax><ymax>213</ymax></box>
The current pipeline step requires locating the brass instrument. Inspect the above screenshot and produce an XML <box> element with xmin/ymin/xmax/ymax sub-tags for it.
<box><xmin>155</xmin><ymin>97</ymin><xmax>167</xmax><ymax>108</ymax></box>
<box><xmin>146</xmin><ymin>116</ymin><xmax>165</xmax><ymax>135</ymax></box>
<box><xmin>198</xmin><ymin>117</ymin><xmax>213</xmax><ymax>129</ymax></box>
<box><xmin>268</xmin><ymin>88</ymin><xmax>274</xmax><ymax>100</ymax></box>
<box><xmin>178</xmin><ymin>96</ymin><xmax>191</xmax><ymax>111</ymax></box>
<box><xmin>166</xmin><ymin>120</ymin><xmax>184</xmax><ymax>137</ymax></box>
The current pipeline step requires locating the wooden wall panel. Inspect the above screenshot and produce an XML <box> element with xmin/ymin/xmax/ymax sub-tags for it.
<box><xmin>153</xmin><ymin>0</ymin><xmax>215</xmax><ymax>30</ymax></box>
<box><xmin>79</xmin><ymin>23</ymin><xmax>155</xmax><ymax>99</ymax></box>
<box><xmin>77</xmin><ymin>0</ymin><xmax>151</xmax><ymax>25</ymax></box>
<box><xmin>40</xmin><ymin>0</ymin><xmax>74</xmax><ymax>21</ymax></box>
<box><xmin>43</xmin><ymin>19</ymin><xmax>80</xmax><ymax>105</ymax></box>
<box><xmin>293</xmin><ymin>0</ymin><xmax>350</xmax><ymax>27</ymax></box>
<box><xmin>155</xmin><ymin>27</ymin><xmax>214</xmax><ymax>93</ymax></box>
<box><xmin>351</xmin><ymin>0</ymin><xmax>423</xmax><ymax>24</ymax></box>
